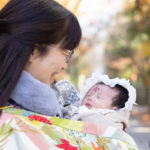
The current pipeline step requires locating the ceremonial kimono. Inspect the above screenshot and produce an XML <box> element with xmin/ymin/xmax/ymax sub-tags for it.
<box><xmin>0</xmin><ymin>107</ymin><xmax>139</xmax><ymax>150</ymax></box>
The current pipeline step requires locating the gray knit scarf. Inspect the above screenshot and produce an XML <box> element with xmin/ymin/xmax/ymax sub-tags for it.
<box><xmin>10</xmin><ymin>70</ymin><xmax>61</xmax><ymax>116</ymax></box>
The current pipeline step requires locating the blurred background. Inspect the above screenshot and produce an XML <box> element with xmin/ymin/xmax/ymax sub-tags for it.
<box><xmin>0</xmin><ymin>0</ymin><xmax>150</xmax><ymax>149</ymax></box>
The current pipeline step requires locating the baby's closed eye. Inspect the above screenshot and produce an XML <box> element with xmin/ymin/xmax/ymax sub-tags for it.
<box><xmin>96</xmin><ymin>95</ymin><xmax>101</xmax><ymax>99</ymax></box>
<box><xmin>87</xmin><ymin>92</ymin><xmax>93</xmax><ymax>97</ymax></box>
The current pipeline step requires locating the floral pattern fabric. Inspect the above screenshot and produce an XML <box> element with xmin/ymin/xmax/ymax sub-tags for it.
<box><xmin>0</xmin><ymin>108</ymin><xmax>139</xmax><ymax>150</ymax></box>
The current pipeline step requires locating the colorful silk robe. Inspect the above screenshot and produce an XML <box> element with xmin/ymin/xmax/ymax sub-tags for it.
<box><xmin>0</xmin><ymin>108</ymin><xmax>138</xmax><ymax>150</ymax></box>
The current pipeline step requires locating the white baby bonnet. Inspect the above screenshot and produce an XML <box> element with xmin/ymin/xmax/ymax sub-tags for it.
<box><xmin>80</xmin><ymin>71</ymin><xmax>136</xmax><ymax>112</ymax></box>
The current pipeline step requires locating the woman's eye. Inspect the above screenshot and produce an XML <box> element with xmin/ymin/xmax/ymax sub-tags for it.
<box><xmin>62</xmin><ymin>51</ymin><xmax>69</xmax><ymax>56</ymax></box>
<box><xmin>66</xmin><ymin>50</ymin><xmax>71</xmax><ymax>55</ymax></box>
<box><xmin>63</xmin><ymin>52</ymin><xmax>68</xmax><ymax>56</ymax></box>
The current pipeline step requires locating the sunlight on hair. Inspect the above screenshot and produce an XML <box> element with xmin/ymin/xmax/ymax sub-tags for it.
<box><xmin>0</xmin><ymin>0</ymin><xmax>10</xmax><ymax>10</ymax></box>
<box><xmin>56</xmin><ymin>0</ymin><xmax>80</xmax><ymax>14</ymax></box>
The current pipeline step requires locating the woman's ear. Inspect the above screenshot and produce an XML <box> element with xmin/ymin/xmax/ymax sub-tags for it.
<box><xmin>28</xmin><ymin>48</ymin><xmax>40</xmax><ymax>64</ymax></box>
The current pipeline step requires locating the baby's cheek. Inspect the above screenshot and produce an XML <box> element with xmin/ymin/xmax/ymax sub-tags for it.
<box><xmin>94</xmin><ymin>99</ymin><xmax>103</xmax><ymax>108</ymax></box>
<box><xmin>91</xmin><ymin>100</ymin><xmax>98</xmax><ymax>107</ymax></box>
<box><xmin>96</xmin><ymin>103</ymin><xmax>102</xmax><ymax>108</ymax></box>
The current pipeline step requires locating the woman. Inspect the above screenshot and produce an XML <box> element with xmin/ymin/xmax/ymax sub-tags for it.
<box><xmin>0</xmin><ymin>0</ymin><xmax>81</xmax><ymax>116</ymax></box>
<box><xmin>0</xmin><ymin>1</ymin><xmax>138</xmax><ymax>149</ymax></box>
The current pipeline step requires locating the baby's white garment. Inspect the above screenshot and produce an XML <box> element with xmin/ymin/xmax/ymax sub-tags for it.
<box><xmin>72</xmin><ymin>106</ymin><xmax>130</xmax><ymax>130</ymax></box>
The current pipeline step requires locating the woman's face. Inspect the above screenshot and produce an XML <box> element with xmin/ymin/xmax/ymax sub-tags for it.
<box><xmin>24</xmin><ymin>44</ymin><xmax>72</xmax><ymax>85</ymax></box>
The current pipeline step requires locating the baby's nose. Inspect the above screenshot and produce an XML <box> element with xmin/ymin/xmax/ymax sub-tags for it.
<box><xmin>88</xmin><ymin>98</ymin><xmax>93</xmax><ymax>101</ymax></box>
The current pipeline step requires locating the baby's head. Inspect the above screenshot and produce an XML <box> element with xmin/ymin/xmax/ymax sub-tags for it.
<box><xmin>82</xmin><ymin>82</ymin><xmax>128</xmax><ymax>110</ymax></box>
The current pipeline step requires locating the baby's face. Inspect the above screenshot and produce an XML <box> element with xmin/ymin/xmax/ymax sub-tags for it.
<box><xmin>82</xmin><ymin>83</ymin><xmax>119</xmax><ymax>110</ymax></box>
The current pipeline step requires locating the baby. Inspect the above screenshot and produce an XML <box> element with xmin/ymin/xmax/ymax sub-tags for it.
<box><xmin>82</xmin><ymin>83</ymin><xmax>128</xmax><ymax>110</ymax></box>
<box><xmin>56</xmin><ymin>72</ymin><xmax>136</xmax><ymax>130</ymax></box>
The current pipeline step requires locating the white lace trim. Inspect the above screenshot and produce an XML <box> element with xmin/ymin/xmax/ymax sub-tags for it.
<box><xmin>80</xmin><ymin>71</ymin><xmax>136</xmax><ymax>111</ymax></box>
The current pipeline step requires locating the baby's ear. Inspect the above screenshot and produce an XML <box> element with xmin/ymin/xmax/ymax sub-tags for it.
<box><xmin>112</xmin><ymin>106</ymin><xmax>118</xmax><ymax>110</ymax></box>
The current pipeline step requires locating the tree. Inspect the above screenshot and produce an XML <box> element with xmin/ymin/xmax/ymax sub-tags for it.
<box><xmin>105</xmin><ymin>0</ymin><xmax>150</xmax><ymax>104</ymax></box>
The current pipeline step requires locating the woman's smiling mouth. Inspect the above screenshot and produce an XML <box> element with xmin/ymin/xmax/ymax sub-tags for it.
<box><xmin>50</xmin><ymin>72</ymin><xmax>58</xmax><ymax>83</ymax></box>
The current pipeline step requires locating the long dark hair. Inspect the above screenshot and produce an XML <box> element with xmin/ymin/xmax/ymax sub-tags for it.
<box><xmin>0</xmin><ymin>0</ymin><xmax>82</xmax><ymax>108</ymax></box>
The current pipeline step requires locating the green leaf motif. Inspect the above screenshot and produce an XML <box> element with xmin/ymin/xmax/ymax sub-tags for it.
<box><xmin>0</xmin><ymin>119</ymin><xmax>14</xmax><ymax>149</ymax></box>
<box><xmin>41</xmin><ymin>125</ymin><xmax>64</xmax><ymax>144</ymax></box>
<box><xmin>80</xmin><ymin>143</ymin><xmax>93</xmax><ymax>150</ymax></box>
<box><xmin>128</xmin><ymin>148</ymin><xmax>136</xmax><ymax>150</ymax></box>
